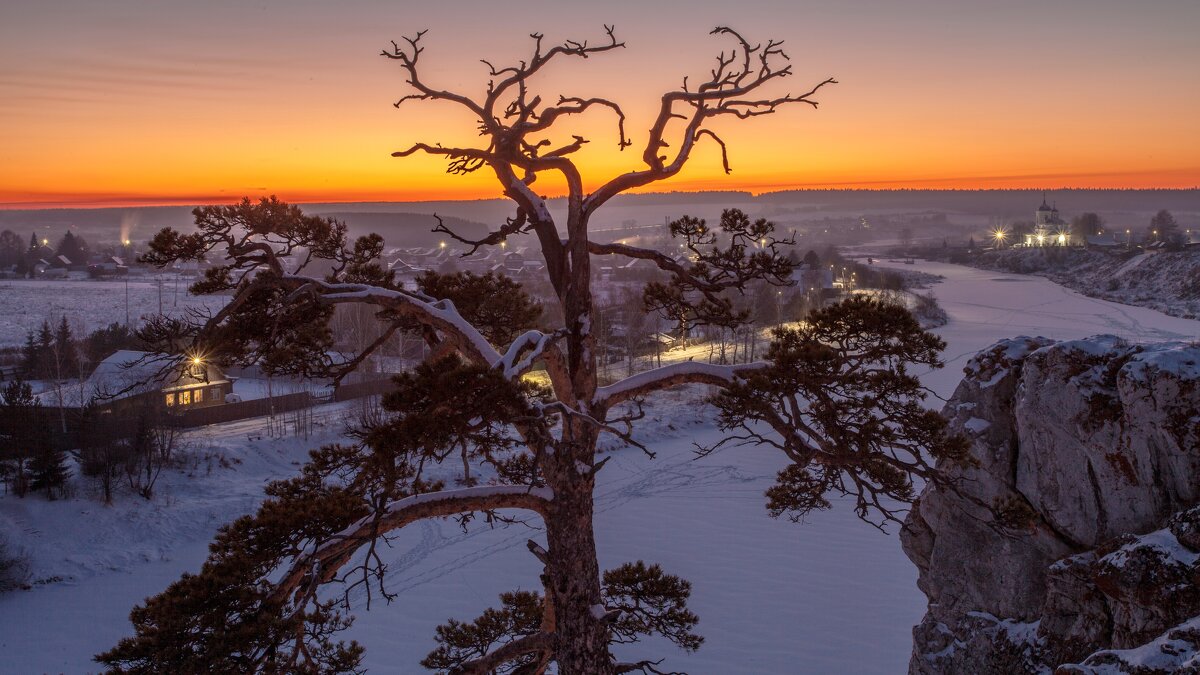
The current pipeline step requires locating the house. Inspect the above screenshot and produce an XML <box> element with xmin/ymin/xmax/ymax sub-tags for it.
<box><xmin>82</xmin><ymin>350</ymin><xmax>234</xmax><ymax>410</ymax></box>
<box><xmin>791</xmin><ymin>264</ymin><xmax>834</xmax><ymax>292</ymax></box>
<box><xmin>38</xmin><ymin>261</ymin><xmax>68</xmax><ymax>279</ymax></box>
<box><xmin>87</xmin><ymin>256</ymin><xmax>129</xmax><ymax>277</ymax></box>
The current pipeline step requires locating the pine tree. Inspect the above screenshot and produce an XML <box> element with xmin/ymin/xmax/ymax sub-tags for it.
<box><xmin>35</xmin><ymin>321</ymin><xmax>53</xmax><ymax>379</ymax></box>
<box><xmin>0</xmin><ymin>378</ymin><xmax>40</xmax><ymax>497</ymax></box>
<box><xmin>54</xmin><ymin>316</ymin><xmax>78</xmax><ymax>378</ymax></box>
<box><xmin>21</xmin><ymin>331</ymin><xmax>40</xmax><ymax>377</ymax></box>
<box><xmin>28</xmin><ymin>443</ymin><xmax>69</xmax><ymax>500</ymax></box>
<box><xmin>99</xmin><ymin>28</ymin><xmax>965</xmax><ymax>675</ymax></box>
<box><xmin>55</xmin><ymin>231</ymin><xmax>89</xmax><ymax>265</ymax></box>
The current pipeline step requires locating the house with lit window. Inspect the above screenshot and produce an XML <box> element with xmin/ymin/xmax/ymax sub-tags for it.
<box><xmin>79</xmin><ymin>350</ymin><xmax>234</xmax><ymax>411</ymax></box>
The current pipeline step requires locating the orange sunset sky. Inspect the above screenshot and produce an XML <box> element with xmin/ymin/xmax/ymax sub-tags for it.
<box><xmin>2</xmin><ymin>0</ymin><xmax>1198</xmax><ymax>209</ymax></box>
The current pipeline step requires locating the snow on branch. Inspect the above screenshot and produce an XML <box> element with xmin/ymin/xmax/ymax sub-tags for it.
<box><xmin>271</xmin><ymin>485</ymin><xmax>553</xmax><ymax>610</ymax></box>
<box><xmin>284</xmin><ymin>275</ymin><xmax>503</xmax><ymax>367</ymax></box>
<box><xmin>496</xmin><ymin>329</ymin><xmax>567</xmax><ymax>380</ymax></box>
<box><xmin>595</xmin><ymin>361</ymin><xmax>768</xmax><ymax>407</ymax></box>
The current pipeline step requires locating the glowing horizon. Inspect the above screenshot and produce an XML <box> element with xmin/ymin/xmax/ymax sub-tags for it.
<box><xmin>3</xmin><ymin>0</ymin><xmax>1199</xmax><ymax>210</ymax></box>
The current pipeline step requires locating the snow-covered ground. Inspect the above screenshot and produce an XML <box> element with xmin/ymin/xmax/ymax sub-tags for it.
<box><xmin>969</xmin><ymin>247</ymin><xmax>1200</xmax><ymax>320</ymax></box>
<box><xmin>2</xmin><ymin>261</ymin><xmax>1199</xmax><ymax>674</ymax></box>
<box><xmin>0</xmin><ymin>275</ymin><xmax>227</xmax><ymax>348</ymax></box>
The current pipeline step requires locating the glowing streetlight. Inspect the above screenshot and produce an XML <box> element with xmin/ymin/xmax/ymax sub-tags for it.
<box><xmin>191</xmin><ymin>356</ymin><xmax>202</xmax><ymax>366</ymax></box>
<box><xmin>992</xmin><ymin>228</ymin><xmax>1008</xmax><ymax>248</ymax></box>
<box><xmin>439</xmin><ymin>241</ymin><xmax>447</xmax><ymax>249</ymax></box>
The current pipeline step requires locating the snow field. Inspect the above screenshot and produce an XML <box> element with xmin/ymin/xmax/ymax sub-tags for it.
<box><xmin>2</xmin><ymin>260</ymin><xmax>1200</xmax><ymax>673</ymax></box>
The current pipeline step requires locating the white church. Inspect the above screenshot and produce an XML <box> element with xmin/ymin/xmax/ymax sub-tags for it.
<box><xmin>1023</xmin><ymin>194</ymin><xmax>1074</xmax><ymax>247</ymax></box>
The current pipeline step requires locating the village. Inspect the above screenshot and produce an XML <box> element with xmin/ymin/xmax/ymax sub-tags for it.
<box><xmin>0</xmin><ymin>192</ymin><xmax>1194</xmax><ymax>505</ymax></box>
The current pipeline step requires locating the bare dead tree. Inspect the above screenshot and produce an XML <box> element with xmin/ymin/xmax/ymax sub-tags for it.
<box><xmin>99</xmin><ymin>26</ymin><xmax>966</xmax><ymax>675</ymax></box>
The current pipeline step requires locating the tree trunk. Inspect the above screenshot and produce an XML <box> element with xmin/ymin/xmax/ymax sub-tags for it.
<box><xmin>543</xmin><ymin>474</ymin><xmax>613</xmax><ymax>674</ymax></box>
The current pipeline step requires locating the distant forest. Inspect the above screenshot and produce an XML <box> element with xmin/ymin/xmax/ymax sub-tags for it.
<box><xmin>1</xmin><ymin>189</ymin><xmax>1194</xmax><ymax>249</ymax></box>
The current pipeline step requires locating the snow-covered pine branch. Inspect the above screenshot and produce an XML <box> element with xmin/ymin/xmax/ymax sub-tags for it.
<box><xmin>271</xmin><ymin>485</ymin><xmax>554</xmax><ymax>610</ymax></box>
<box><xmin>595</xmin><ymin>361</ymin><xmax>769</xmax><ymax>407</ymax></box>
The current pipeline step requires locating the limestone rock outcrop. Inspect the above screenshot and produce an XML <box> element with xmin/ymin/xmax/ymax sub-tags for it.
<box><xmin>902</xmin><ymin>336</ymin><xmax>1200</xmax><ymax>673</ymax></box>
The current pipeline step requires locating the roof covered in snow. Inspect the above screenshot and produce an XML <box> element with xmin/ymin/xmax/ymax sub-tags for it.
<box><xmin>43</xmin><ymin>350</ymin><xmax>232</xmax><ymax>406</ymax></box>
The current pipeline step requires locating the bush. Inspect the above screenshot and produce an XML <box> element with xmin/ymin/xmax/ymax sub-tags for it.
<box><xmin>911</xmin><ymin>292</ymin><xmax>949</xmax><ymax>328</ymax></box>
<box><xmin>0</xmin><ymin>533</ymin><xmax>31</xmax><ymax>593</ymax></box>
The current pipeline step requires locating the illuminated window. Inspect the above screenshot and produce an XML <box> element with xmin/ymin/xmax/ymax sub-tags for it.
<box><xmin>165</xmin><ymin>393</ymin><xmax>175</xmax><ymax>407</ymax></box>
<box><xmin>179</xmin><ymin>390</ymin><xmax>191</xmax><ymax>406</ymax></box>
<box><xmin>193</xmin><ymin>388</ymin><xmax>203</xmax><ymax>403</ymax></box>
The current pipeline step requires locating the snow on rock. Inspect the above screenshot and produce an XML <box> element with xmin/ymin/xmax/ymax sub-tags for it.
<box><xmin>902</xmin><ymin>335</ymin><xmax>1200</xmax><ymax>674</ymax></box>
<box><xmin>962</xmin><ymin>417</ymin><xmax>991</xmax><ymax>434</ymax></box>
<box><xmin>1058</xmin><ymin>616</ymin><xmax>1200</xmax><ymax>674</ymax></box>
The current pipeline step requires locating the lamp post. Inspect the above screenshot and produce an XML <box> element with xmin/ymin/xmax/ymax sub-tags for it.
<box><xmin>992</xmin><ymin>228</ymin><xmax>1007</xmax><ymax>249</ymax></box>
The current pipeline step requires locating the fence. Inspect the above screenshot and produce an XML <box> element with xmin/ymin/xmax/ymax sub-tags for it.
<box><xmin>332</xmin><ymin>377</ymin><xmax>397</xmax><ymax>402</ymax></box>
<box><xmin>19</xmin><ymin>375</ymin><xmax>399</xmax><ymax>444</ymax></box>
<box><xmin>167</xmin><ymin>391</ymin><xmax>315</xmax><ymax>427</ymax></box>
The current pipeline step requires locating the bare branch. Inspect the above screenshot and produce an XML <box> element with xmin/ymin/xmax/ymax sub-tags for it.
<box><xmin>694</xmin><ymin>129</ymin><xmax>731</xmax><ymax>174</ymax></box>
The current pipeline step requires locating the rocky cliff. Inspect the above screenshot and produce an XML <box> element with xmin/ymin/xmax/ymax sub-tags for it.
<box><xmin>902</xmin><ymin>335</ymin><xmax>1200</xmax><ymax>673</ymax></box>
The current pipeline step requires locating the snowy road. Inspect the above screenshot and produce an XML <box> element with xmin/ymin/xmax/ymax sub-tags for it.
<box><xmin>2</xmin><ymin>261</ymin><xmax>1199</xmax><ymax>674</ymax></box>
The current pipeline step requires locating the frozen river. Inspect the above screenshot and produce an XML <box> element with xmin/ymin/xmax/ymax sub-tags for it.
<box><xmin>2</xmin><ymin>261</ymin><xmax>1199</xmax><ymax>674</ymax></box>
<box><xmin>896</xmin><ymin>259</ymin><xmax>1200</xmax><ymax>399</ymax></box>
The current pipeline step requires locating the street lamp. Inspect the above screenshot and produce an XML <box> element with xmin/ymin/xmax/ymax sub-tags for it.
<box><xmin>992</xmin><ymin>228</ymin><xmax>1008</xmax><ymax>249</ymax></box>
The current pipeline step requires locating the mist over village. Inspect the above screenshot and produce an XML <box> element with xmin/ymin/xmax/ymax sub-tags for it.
<box><xmin>1</xmin><ymin>2</ymin><xmax>1199</xmax><ymax>674</ymax></box>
